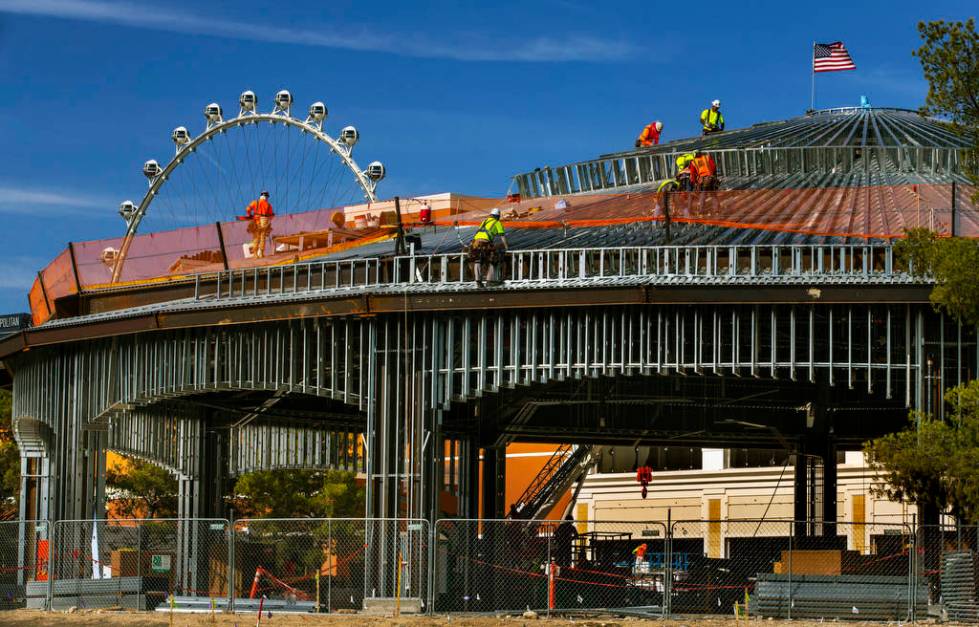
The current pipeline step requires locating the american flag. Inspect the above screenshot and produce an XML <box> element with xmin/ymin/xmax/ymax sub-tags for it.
<box><xmin>813</xmin><ymin>42</ymin><xmax>856</xmax><ymax>73</ymax></box>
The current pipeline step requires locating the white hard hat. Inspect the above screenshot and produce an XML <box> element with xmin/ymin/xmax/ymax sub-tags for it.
<box><xmin>490</xmin><ymin>207</ymin><xmax>501</xmax><ymax>217</ymax></box>
<box><xmin>654</xmin><ymin>121</ymin><xmax>663</xmax><ymax>130</ymax></box>
<box><xmin>712</xmin><ymin>99</ymin><xmax>721</xmax><ymax>107</ymax></box>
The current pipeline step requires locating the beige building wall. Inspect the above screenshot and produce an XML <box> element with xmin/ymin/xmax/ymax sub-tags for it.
<box><xmin>577</xmin><ymin>450</ymin><xmax>916</xmax><ymax>557</ymax></box>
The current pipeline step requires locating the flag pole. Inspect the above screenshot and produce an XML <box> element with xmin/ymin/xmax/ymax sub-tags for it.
<box><xmin>810</xmin><ymin>41</ymin><xmax>816</xmax><ymax>111</ymax></box>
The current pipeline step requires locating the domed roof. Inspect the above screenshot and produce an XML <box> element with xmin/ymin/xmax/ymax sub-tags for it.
<box><xmin>514</xmin><ymin>105</ymin><xmax>972</xmax><ymax>199</ymax></box>
<box><xmin>643</xmin><ymin>106</ymin><xmax>969</xmax><ymax>153</ymax></box>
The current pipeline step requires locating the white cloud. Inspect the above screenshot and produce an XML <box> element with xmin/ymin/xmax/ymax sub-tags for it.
<box><xmin>0</xmin><ymin>256</ymin><xmax>46</xmax><ymax>290</ymax></box>
<box><xmin>0</xmin><ymin>0</ymin><xmax>637</xmax><ymax>62</ymax></box>
<box><xmin>0</xmin><ymin>185</ymin><xmax>110</xmax><ymax>215</ymax></box>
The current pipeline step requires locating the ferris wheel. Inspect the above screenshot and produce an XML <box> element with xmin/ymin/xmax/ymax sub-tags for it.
<box><xmin>111</xmin><ymin>89</ymin><xmax>386</xmax><ymax>282</ymax></box>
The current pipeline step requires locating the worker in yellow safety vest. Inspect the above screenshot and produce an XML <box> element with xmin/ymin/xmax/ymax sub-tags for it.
<box><xmin>471</xmin><ymin>207</ymin><xmax>509</xmax><ymax>286</ymax></box>
<box><xmin>675</xmin><ymin>152</ymin><xmax>697</xmax><ymax>190</ymax></box>
<box><xmin>657</xmin><ymin>152</ymin><xmax>697</xmax><ymax>193</ymax></box>
<box><xmin>700</xmin><ymin>99</ymin><xmax>725</xmax><ymax>135</ymax></box>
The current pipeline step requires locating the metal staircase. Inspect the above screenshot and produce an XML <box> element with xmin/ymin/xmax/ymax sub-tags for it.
<box><xmin>508</xmin><ymin>444</ymin><xmax>601</xmax><ymax>520</ymax></box>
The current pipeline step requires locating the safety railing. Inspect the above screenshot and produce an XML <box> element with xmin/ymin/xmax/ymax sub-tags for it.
<box><xmin>504</xmin><ymin>244</ymin><xmax>898</xmax><ymax>283</ymax></box>
<box><xmin>198</xmin><ymin>243</ymin><xmax>907</xmax><ymax>301</ymax></box>
<box><xmin>197</xmin><ymin>257</ymin><xmax>383</xmax><ymax>301</ymax></box>
<box><xmin>512</xmin><ymin>145</ymin><xmax>963</xmax><ymax>198</ymax></box>
<box><xmin>0</xmin><ymin>515</ymin><xmax>954</xmax><ymax>619</ymax></box>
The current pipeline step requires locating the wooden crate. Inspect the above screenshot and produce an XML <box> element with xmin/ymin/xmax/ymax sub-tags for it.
<box><xmin>773</xmin><ymin>550</ymin><xmax>842</xmax><ymax>575</ymax></box>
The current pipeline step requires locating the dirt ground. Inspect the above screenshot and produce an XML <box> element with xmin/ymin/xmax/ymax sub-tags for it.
<box><xmin>0</xmin><ymin>612</ymin><xmax>930</xmax><ymax>627</ymax></box>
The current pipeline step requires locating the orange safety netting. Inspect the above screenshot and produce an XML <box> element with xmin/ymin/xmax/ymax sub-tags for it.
<box><xmin>29</xmin><ymin>205</ymin><xmax>399</xmax><ymax>324</ymax></box>
<box><xmin>437</xmin><ymin>183</ymin><xmax>977</xmax><ymax>240</ymax></box>
<box><xmin>27</xmin><ymin>183</ymin><xmax>977</xmax><ymax>326</ymax></box>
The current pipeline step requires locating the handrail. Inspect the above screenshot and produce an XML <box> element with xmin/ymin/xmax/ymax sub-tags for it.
<box><xmin>195</xmin><ymin>243</ymin><xmax>902</xmax><ymax>301</ymax></box>
<box><xmin>511</xmin><ymin>144</ymin><xmax>963</xmax><ymax>198</ymax></box>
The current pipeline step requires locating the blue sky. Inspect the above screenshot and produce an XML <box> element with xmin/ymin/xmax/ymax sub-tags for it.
<box><xmin>0</xmin><ymin>0</ymin><xmax>974</xmax><ymax>312</ymax></box>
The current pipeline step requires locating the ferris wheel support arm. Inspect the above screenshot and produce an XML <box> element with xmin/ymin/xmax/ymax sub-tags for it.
<box><xmin>111</xmin><ymin>112</ymin><xmax>381</xmax><ymax>283</ymax></box>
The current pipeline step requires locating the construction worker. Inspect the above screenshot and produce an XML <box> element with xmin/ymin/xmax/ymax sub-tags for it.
<box><xmin>657</xmin><ymin>151</ymin><xmax>697</xmax><ymax>193</ymax></box>
<box><xmin>690</xmin><ymin>151</ymin><xmax>718</xmax><ymax>191</ymax></box>
<box><xmin>635</xmin><ymin>121</ymin><xmax>663</xmax><ymax>147</ymax></box>
<box><xmin>675</xmin><ymin>152</ymin><xmax>697</xmax><ymax>191</ymax></box>
<box><xmin>245</xmin><ymin>190</ymin><xmax>274</xmax><ymax>258</ymax></box>
<box><xmin>700</xmin><ymin>99</ymin><xmax>725</xmax><ymax>135</ymax></box>
<box><xmin>632</xmin><ymin>543</ymin><xmax>649</xmax><ymax>573</ymax></box>
<box><xmin>471</xmin><ymin>207</ymin><xmax>508</xmax><ymax>286</ymax></box>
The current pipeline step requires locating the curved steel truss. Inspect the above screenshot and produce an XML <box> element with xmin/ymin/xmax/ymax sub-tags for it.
<box><xmin>10</xmin><ymin>299</ymin><xmax>967</xmax><ymax>523</ymax></box>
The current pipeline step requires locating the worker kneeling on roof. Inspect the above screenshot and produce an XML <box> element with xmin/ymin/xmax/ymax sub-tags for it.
<box><xmin>690</xmin><ymin>150</ymin><xmax>718</xmax><ymax>191</ymax></box>
<box><xmin>635</xmin><ymin>120</ymin><xmax>663</xmax><ymax>147</ymax></box>
<box><xmin>675</xmin><ymin>152</ymin><xmax>697</xmax><ymax>191</ymax></box>
<box><xmin>700</xmin><ymin>99</ymin><xmax>725</xmax><ymax>135</ymax></box>
<box><xmin>470</xmin><ymin>207</ymin><xmax>508</xmax><ymax>287</ymax></box>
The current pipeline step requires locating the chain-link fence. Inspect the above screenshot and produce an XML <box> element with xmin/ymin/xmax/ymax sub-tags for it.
<box><xmin>916</xmin><ymin>523</ymin><xmax>979</xmax><ymax>621</ymax></box>
<box><xmin>232</xmin><ymin>518</ymin><xmax>428</xmax><ymax>614</ymax></box>
<box><xmin>433</xmin><ymin>519</ymin><xmax>669</xmax><ymax>615</ymax></box>
<box><xmin>0</xmin><ymin>515</ymin><xmax>944</xmax><ymax>619</ymax></box>
<box><xmin>47</xmin><ymin>518</ymin><xmax>230</xmax><ymax>611</ymax></box>
<box><xmin>0</xmin><ymin>520</ymin><xmax>47</xmax><ymax>609</ymax></box>
<box><xmin>671</xmin><ymin>519</ymin><xmax>918</xmax><ymax>620</ymax></box>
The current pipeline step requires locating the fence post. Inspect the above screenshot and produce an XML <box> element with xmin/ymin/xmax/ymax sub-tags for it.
<box><xmin>327</xmin><ymin>518</ymin><xmax>332</xmax><ymax>615</ymax></box>
<box><xmin>428</xmin><ymin>520</ymin><xmax>436</xmax><ymax>614</ymax></box>
<box><xmin>545</xmin><ymin>531</ymin><xmax>553</xmax><ymax>616</ymax></box>
<box><xmin>136</xmin><ymin>523</ymin><xmax>142</xmax><ymax>609</ymax></box>
<box><xmin>787</xmin><ymin>520</ymin><xmax>793</xmax><ymax>620</ymax></box>
<box><xmin>908</xmin><ymin>521</ymin><xmax>916</xmax><ymax>623</ymax></box>
<box><xmin>46</xmin><ymin>521</ymin><xmax>55</xmax><ymax>611</ymax></box>
<box><xmin>227</xmin><ymin>518</ymin><xmax>235</xmax><ymax>613</ymax></box>
<box><xmin>664</xmin><ymin>521</ymin><xmax>672</xmax><ymax>618</ymax></box>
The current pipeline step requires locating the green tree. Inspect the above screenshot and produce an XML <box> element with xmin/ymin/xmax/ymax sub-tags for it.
<box><xmin>230</xmin><ymin>469</ymin><xmax>364</xmax><ymax>519</ymax></box>
<box><xmin>0</xmin><ymin>390</ymin><xmax>19</xmax><ymax>518</ymax></box>
<box><xmin>914</xmin><ymin>18</ymin><xmax>979</xmax><ymax>192</ymax></box>
<box><xmin>105</xmin><ymin>458</ymin><xmax>178</xmax><ymax>518</ymax></box>
<box><xmin>866</xmin><ymin>222</ymin><xmax>979</xmax><ymax>518</ymax></box>
<box><xmin>897</xmin><ymin>228</ymin><xmax>979</xmax><ymax>325</ymax></box>
<box><xmin>866</xmin><ymin>380</ymin><xmax>979</xmax><ymax>522</ymax></box>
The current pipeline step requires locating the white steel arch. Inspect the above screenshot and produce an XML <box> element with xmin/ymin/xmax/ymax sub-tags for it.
<box><xmin>111</xmin><ymin>90</ymin><xmax>386</xmax><ymax>282</ymax></box>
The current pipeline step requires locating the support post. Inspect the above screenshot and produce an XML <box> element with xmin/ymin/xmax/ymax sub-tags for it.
<box><xmin>36</xmin><ymin>271</ymin><xmax>52</xmax><ymax>319</ymax></box>
<box><xmin>460</xmin><ymin>440</ymin><xmax>480</xmax><ymax>519</ymax></box>
<box><xmin>215</xmin><ymin>222</ymin><xmax>230</xmax><ymax>271</ymax></box>
<box><xmin>394</xmin><ymin>196</ymin><xmax>407</xmax><ymax>256</ymax></box>
<box><xmin>793</xmin><ymin>446</ymin><xmax>808</xmax><ymax>538</ymax></box>
<box><xmin>480</xmin><ymin>446</ymin><xmax>506</xmax><ymax>520</ymax></box>
<box><xmin>810</xmin><ymin>42</ymin><xmax>816</xmax><ymax>111</ymax></box>
<box><xmin>67</xmin><ymin>242</ymin><xmax>82</xmax><ymax>294</ymax></box>
<box><xmin>821</xmin><ymin>440</ymin><xmax>837</xmax><ymax>536</ymax></box>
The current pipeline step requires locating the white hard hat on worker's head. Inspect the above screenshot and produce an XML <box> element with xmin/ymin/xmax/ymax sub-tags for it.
<box><xmin>654</xmin><ymin>121</ymin><xmax>663</xmax><ymax>131</ymax></box>
<box><xmin>712</xmin><ymin>99</ymin><xmax>721</xmax><ymax>107</ymax></box>
<box><xmin>490</xmin><ymin>207</ymin><xmax>501</xmax><ymax>217</ymax></box>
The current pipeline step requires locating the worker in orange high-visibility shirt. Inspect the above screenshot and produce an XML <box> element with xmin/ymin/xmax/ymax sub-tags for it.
<box><xmin>690</xmin><ymin>151</ymin><xmax>718</xmax><ymax>191</ymax></box>
<box><xmin>245</xmin><ymin>190</ymin><xmax>275</xmax><ymax>258</ymax></box>
<box><xmin>635</xmin><ymin>121</ymin><xmax>663</xmax><ymax>147</ymax></box>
